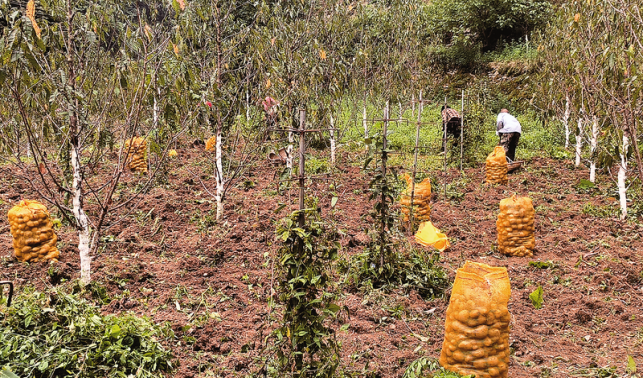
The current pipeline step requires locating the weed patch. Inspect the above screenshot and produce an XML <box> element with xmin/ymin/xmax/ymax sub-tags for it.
<box><xmin>0</xmin><ymin>285</ymin><xmax>175</xmax><ymax>378</ymax></box>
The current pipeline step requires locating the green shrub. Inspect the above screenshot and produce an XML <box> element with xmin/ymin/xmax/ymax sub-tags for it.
<box><xmin>0</xmin><ymin>285</ymin><xmax>175</xmax><ymax>378</ymax></box>
<box><xmin>403</xmin><ymin>357</ymin><xmax>473</xmax><ymax>378</ymax></box>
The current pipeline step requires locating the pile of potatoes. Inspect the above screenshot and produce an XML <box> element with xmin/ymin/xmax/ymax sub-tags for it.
<box><xmin>8</xmin><ymin>200</ymin><xmax>59</xmax><ymax>262</ymax></box>
<box><xmin>440</xmin><ymin>261</ymin><xmax>511</xmax><ymax>378</ymax></box>
<box><xmin>125</xmin><ymin>137</ymin><xmax>148</xmax><ymax>173</ymax></box>
<box><xmin>485</xmin><ymin>146</ymin><xmax>508</xmax><ymax>184</ymax></box>
<box><xmin>497</xmin><ymin>195</ymin><xmax>535</xmax><ymax>257</ymax></box>
<box><xmin>400</xmin><ymin>174</ymin><xmax>431</xmax><ymax>223</ymax></box>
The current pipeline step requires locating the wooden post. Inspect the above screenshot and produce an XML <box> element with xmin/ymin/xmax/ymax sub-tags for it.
<box><xmin>380</xmin><ymin>101</ymin><xmax>389</xmax><ymax>268</ymax></box>
<box><xmin>443</xmin><ymin>96</ymin><xmax>447</xmax><ymax>199</ymax></box>
<box><xmin>460</xmin><ymin>90</ymin><xmax>464</xmax><ymax>171</ymax></box>
<box><xmin>298</xmin><ymin>109</ymin><xmax>306</xmax><ymax>227</ymax></box>
<box><xmin>409</xmin><ymin>90</ymin><xmax>422</xmax><ymax>232</ymax></box>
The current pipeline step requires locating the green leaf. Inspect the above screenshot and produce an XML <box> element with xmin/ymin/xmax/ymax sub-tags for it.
<box><xmin>330</xmin><ymin>197</ymin><xmax>338</xmax><ymax>208</ymax></box>
<box><xmin>0</xmin><ymin>367</ymin><xmax>20</xmax><ymax>378</ymax></box>
<box><xmin>577</xmin><ymin>179</ymin><xmax>595</xmax><ymax>189</ymax></box>
<box><xmin>274</xmin><ymin>203</ymin><xmax>287</xmax><ymax>213</ymax></box>
<box><xmin>529</xmin><ymin>286</ymin><xmax>544</xmax><ymax>309</ymax></box>
<box><xmin>528</xmin><ymin>261</ymin><xmax>556</xmax><ymax>269</ymax></box>
<box><xmin>627</xmin><ymin>355</ymin><xmax>636</xmax><ymax>373</ymax></box>
<box><xmin>110</xmin><ymin>324</ymin><xmax>121</xmax><ymax>338</ymax></box>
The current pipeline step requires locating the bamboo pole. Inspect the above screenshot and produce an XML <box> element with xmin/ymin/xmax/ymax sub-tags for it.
<box><xmin>443</xmin><ymin>96</ymin><xmax>447</xmax><ymax>199</ymax></box>
<box><xmin>380</xmin><ymin>101</ymin><xmax>389</xmax><ymax>268</ymax></box>
<box><xmin>460</xmin><ymin>90</ymin><xmax>464</xmax><ymax>171</ymax></box>
<box><xmin>409</xmin><ymin>90</ymin><xmax>422</xmax><ymax>232</ymax></box>
<box><xmin>298</xmin><ymin>109</ymin><xmax>306</xmax><ymax>227</ymax></box>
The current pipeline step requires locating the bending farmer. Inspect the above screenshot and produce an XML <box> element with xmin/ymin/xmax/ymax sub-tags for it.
<box><xmin>496</xmin><ymin>109</ymin><xmax>521</xmax><ymax>161</ymax></box>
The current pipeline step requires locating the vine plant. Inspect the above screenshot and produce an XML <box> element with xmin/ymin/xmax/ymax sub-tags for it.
<box><xmin>272</xmin><ymin>202</ymin><xmax>343</xmax><ymax>377</ymax></box>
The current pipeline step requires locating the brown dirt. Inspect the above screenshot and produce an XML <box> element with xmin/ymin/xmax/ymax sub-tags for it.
<box><xmin>1</xmin><ymin>147</ymin><xmax>642</xmax><ymax>378</ymax></box>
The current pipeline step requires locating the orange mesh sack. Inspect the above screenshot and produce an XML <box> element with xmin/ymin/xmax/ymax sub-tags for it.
<box><xmin>440</xmin><ymin>261</ymin><xmax>511</xmax><ymax>378</ymax></box>
<box><xmin>125</xmin><ymin>137</ymin><xmax>147</xmax><ymax>173</ymax></box>
<box><xmin>400</xmin><ymin>174</ymin><xmax>431</xmax><ymax>223</ymax></box>
<box><xmin>485</xmin><ymin>146</ymin><xmax>507</xmax><ymax>184</ymax></box>
<box><xmin>205</xmin><ymin>136</ymin><xmax>216</xmax><ymax>152</ymax></box>
<box><xmin>8</xmin><ymin>200</ymin><xmax>60</xmax><ymax>262</ymax></box>
<box><xmin>497</xmin><ymin>195</ymin><xmax>535</xmax><ymax>257</ymax></box>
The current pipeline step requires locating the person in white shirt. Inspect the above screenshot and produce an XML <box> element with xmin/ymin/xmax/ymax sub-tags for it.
<box><xmin>496</xmin><ymin>109</ymin><xmax>521</xmax><ymax>161</ymax></box>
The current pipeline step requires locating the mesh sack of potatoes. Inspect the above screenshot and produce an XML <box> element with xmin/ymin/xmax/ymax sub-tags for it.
<box><xmin>497</xmin><ymin>195</ymin><xmax>535</xmax><ymax>257</ymax></box>
<box><xmin>8</xmin><ymin>200</ymin><xmax>60</xmax><ymax>262</ymax></box>
<box><xmin>400</xmin><ymin>174</ymin><xmax>431</xmax><ymax>223</ymax></box>
<box><xmin>205</xmin><ymin>136</ymin><xmax>216</xmax><ymax>152</ymax></box>
<box><xmin>125</xmin><ymin>137</ymin><xmax>148</xmax><ymax>173</ymax></box>
<box><xmin>485</xmin><ymin>146</ymin><xmax>508</xmax><ymax>184</ymax></box>
<box><xmin>440</xmin><ymin>261</ymin><xmax>511</xmax><ymax>378</ymax></box>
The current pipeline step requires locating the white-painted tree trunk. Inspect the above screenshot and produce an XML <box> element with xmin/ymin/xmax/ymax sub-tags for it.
<box><xmin>329</xmin><ymin>113</ymin><xmax>336</xmax><ymax>164</ymax></box>
<box><xmin>72</xmin><ymin>143</ymin><xmax>92</xmax><ymax>284</ymax></box>
<box><xmin>362</xmin><ymin>105</ymin><xmax>368</xmax><ymax>139</ymax></box>
<box><xmin>563</xmin><ymin>95</ymin><xmax>570</xmax><ymax>149</ymax></box>
<box><xmin>215</xmin><ymin>125</ymin><xmax>224</xmax><ymax>220</ymax></box>
<box><xmin>246</xmin><ymin>89</ymin><xmax>250</xmax><ymax>123</ymax></box>
<box><xmin>618</xmin><ymin>134</ymin><xmax>629</xmax><ymax>219</ymax></box>
<box><xmin>575</xmin><ymin>118</ymin><xmax>583</xmax><ymax>167</ymax></box>
<box><xmin>153</xmin><ymin>82</ymin><xmax>159</xmax><ymax>129</ymax></box>
<box><xmin>398</xmin><ymin>101</ymin><xmax>402</xmax><ymax>120</ymax></box>
<box><xmin>589</xmin><ymin>116</ymin><xmax>598</xmax><ymax>183</ymax></box>
<box><xmin>286</xmin><ymin>131</ymin><xmax>294</xmax><ymax>169</ymax></box>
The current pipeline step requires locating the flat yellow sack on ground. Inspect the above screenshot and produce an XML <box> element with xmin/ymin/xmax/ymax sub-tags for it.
<box><xmin>497</xmin><ymin>195</ymin><xmax>535</xmax><ymax>257</ymax></box>
<box><xmin>440</xmin><ymin>261</ymin><xmax>511</xmax><ymax>378</ymax></box>
<box><xmin>414</xmin><ymin>221</ymin><xmax>449</xmax><ymax>251</ymax></box>
<box><xmin>125</xmin><ymin>137</ymin><xmax>148</xmax><ymax>173</ymax></box>
<box><xmin>400</xmin><ymin>174</ymin><xmax>431</xmax><ymax>223</ymax></box>
<box><xmin>486</xmin><ymin>146</ymin><xmax>507</xmax><ymax>184</ymax></box>
<box><xmin>8</xmin><ymin>200</ymin><xmax>60</xmax><ymax>262</ymax></box>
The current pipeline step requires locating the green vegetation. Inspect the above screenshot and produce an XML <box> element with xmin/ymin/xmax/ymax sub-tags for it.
<box><xmin>0</xmin><ymin>285</ymin><xmax>175</xmax><ymax>378</ymax></box>
<box><xmin>271</xmin><ymin>205</ymin><xmax>342</xmax><ymax>377</ymax></box>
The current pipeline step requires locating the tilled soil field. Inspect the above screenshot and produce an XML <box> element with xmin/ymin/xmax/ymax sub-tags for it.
<box><xmin>1</xmin><ymin>146</ymin><xmax>642</xmax><ymax>378</ymax></box>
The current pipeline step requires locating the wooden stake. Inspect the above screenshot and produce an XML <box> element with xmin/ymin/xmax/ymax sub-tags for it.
<box><xmin>380</xmin><ymin>101</ymin><xmax>389</xmax><ymax>268</ymax></box>
<box><xmin>298</xmin><ymin>109</ymin><xmax>306</xmax><ymax>227</ymax></box>
<box><xmin>409</xmin><ymin>90</ymin><xmax>422</xmax><ymax>232</ymax></box>
<box><xmin>443</xmin><ymin>96</ymin><xmax>447</xmax><ymax>199</ymax></box>
<box><xmin>460</xmin><ymin>89</ymin><xmax>464</xmax><ymax>171</ymax></box>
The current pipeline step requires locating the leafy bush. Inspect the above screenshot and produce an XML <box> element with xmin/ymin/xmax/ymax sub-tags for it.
<box><xmin>0</xmin><ymin>285</ymin><xmax>175</xmax><ymax>378</ymax></box>
<box><xmin>341</xmin><ymin>244</ymin><xmax>448</xmax><ymax>299</ymax></box>
<box><xmin>403</xmin><ymin>357</ymin><xmax>473</xmax><ymax>378</ymax></box>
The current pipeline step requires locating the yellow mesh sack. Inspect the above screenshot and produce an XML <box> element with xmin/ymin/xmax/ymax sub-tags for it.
<box><xmin>497</xmin><ymin>195</ymin><xmax>535</xmax><ymax>257</ymax></box>
<box><xmin>440</xmin><ymin>261</ymin><xmax>511</xmax><ymax>378</ymax></box>
<box><xmin>400</xmin><ymin>174</ymin><xmax>431</xmax><ymax>223</ymax></box>
<box><xmin>485</xmin><ymin>146</ymin><xmax>507</xmax><ymax>184</ymax></box>
<box><xmin>205</xmin><ymin>136</ymin><xmax>216</xmax><ymax>152</ymax></box>
<box><xmin>414</xmin><ymin>221</ymin><xmax>449</xmax><ymax>251</ymax></box>
<box><xmin>125</xmin><ymin>137</ymin><xmax>147</xmax><ymax>173</ymax></box>
<box><xmin>8</xmin><ymin>200</ymin><xmax>60</xmax><ymax>262</ymax></box>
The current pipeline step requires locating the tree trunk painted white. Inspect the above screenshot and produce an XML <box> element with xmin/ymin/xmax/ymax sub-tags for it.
<box><xmin>563</xmin><ymin>95</ymin><xmax>570</xmax><ymax>149</ymax></box>
<box><xmin>72</xmin><ymin>142</ymin><xmax>92</xmax><ymax>284</ymax></box>
<box><xmin>246</xmin><ymin>89</ymin><xmax>250</xmax><ymax>123</ymax></box>
<box><xmin>589</xmin><ymin>116</ymin><xmax>598</xmax><ymax>183</ymax></box>
<box><xmin>575</xmin><ymin>118</ymin><xmax>583</xmax><ymax>167</ymax></box>
<box><xmin>362</xmin><ymin>104</ymin><xmax>368</xmax><ymax>139</ymax></box>
<box><xmin>153</xmin><ymin>83</ymin><xmax>159</xmax><ymax>129</ymax></box>
<box><xmin>215</xmin><ymin>122</ymin><xmax>224</xmax><ymax>220</ymax></box>
<box><xmin>329</xmin><ymin>113</ymin><xmax>336</xmax><ymax>164</ymax></box>
<box><xmin>398</xmin><ymin>100</ymin><xmax>402</xmax><ymax>120</ymax></box>
<box><xmin>618</xmin><ymin>134</ymin><xmax>629</xmax><ymax>220</ymax></box>
<box><xmin>286</xmin><ymin>130</ymin><xmax>294</xmax><ymax>169</ymax></box>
